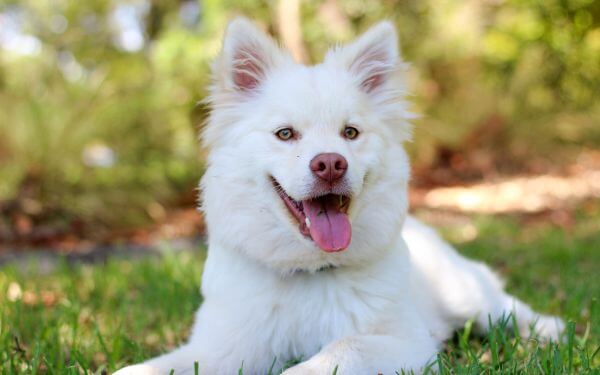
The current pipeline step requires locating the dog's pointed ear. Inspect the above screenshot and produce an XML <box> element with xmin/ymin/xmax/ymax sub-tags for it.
<box><xmin>326</xmin><ymin>21</ymin><xmax>399</xmax><ymax>93</ymax></box>
<box><xmin>216</xmin><ymin>18</ymin><xmax>287</xmax><ymax>93</ymax></box>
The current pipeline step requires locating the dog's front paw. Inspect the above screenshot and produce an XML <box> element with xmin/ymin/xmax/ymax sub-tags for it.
<box><xmin>113</xmin><ymin>364</ymin><xmax>162</xmax><ymax>375</ymax></box>
<box><xmin>281</xmin><ymin>364</ymin><xmax>319</xmax><ymax>375</ymax></box>
<box><xmin>533</xmin><ymin>315</ymin><xmax>565</xmax><ymax>342</ymax></box>
<box><xmin>282</xmin><ymin>358</ymin><xmax>339</xmax><ymax>375</ymax></box>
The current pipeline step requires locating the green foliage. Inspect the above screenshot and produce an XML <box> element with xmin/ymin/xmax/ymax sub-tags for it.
<box><xmin>0</xmin><ymin>0</ymin><xmax>215</xmax><ymax>227</ymax></box>
<box><xmin>0</xmin><ymin>0</ymin><xmax>598</xmax><ymax>227</ymax></box>
<box><xmin>0</xmin><ymin>213</ymin><xmax>598</xmax><ymax>373</ymax></box>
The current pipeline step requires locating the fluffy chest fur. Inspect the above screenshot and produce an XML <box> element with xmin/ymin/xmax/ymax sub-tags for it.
<box><xmin>192</xmin><ymin>241</ymin><xmax>413</xmax><ymax>370</ymax></box>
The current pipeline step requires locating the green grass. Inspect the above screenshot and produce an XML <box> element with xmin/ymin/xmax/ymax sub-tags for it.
<box><xmin>1</xmin><ymin>209</ymin><xmax>598</xmax><ymax>374</ymax></box>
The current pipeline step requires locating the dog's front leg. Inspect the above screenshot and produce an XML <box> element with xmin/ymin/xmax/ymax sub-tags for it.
<box><xmin>282</xmin><ymin>334</ymin><xmax>437</xmax><ymax>375</ymax></box>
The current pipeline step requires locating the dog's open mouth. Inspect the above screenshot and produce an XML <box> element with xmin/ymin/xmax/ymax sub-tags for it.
<box><xmin>272</xmin><ymin>178</ymin><xmax>351</xmax><ymax>252</ymax></box>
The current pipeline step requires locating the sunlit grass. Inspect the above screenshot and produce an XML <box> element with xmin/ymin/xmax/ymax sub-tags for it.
<box><xmin>0</xmin><ymin>252</ymin><xmax>204</xmax><ymax>373</ymax></box>
<box><xmin>0</xmin><ymin>211</ymin><xmax>598</xmax><ymax>373</ymax></box>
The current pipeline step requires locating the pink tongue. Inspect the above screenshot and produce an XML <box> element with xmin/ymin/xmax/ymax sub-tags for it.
<box><xmin>302</xmin><ymin>196</ymin><xmax>351</xmax><ymax>252</ymax></box>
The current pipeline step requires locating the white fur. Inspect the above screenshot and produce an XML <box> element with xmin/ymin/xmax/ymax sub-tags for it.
<box><xmin>116</xmin><ymin>18</ymin><xmax>563</xmax><ymax>375</ymax></box>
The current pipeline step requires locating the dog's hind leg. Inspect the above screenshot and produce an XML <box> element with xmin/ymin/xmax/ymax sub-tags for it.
<box><xmin>403</xmin><ymin>216</ymin><xmax>564</xmax><ymax>341</ymax></box>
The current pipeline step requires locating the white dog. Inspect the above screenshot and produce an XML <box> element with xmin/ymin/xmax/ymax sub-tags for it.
<box><xmin>116</xmin><ymin>18</ymin><xmax>563</xmax><ymax>374</ymax></box>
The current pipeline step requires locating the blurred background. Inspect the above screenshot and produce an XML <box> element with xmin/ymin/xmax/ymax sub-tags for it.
<box><xmin>0</xmin><ymin>0</ymin><xmax>598</xmax><ymax>252</ymax></box>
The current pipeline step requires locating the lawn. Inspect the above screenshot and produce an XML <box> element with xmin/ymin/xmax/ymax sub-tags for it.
<box><xmin>1</xmin><ymin>207</ymin><xmax>598</xmax><ymax>374</ymax></box>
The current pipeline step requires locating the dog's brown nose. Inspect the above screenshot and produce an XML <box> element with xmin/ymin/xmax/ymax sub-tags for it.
<box><xmin>310</xmin><ymin>153</ymin><xmax>348</xmax><ymax>183</ymax></box>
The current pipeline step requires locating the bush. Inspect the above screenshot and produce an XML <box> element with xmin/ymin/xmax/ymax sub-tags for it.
<box><xmin>0</xmin><ymin>0</ymin><xmax>597</xmax><ymax>229</ymax></box>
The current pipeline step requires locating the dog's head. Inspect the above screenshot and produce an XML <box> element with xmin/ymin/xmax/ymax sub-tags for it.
<box><xmin>201</xmin><ymin>18</ymin><xmax>413</xmax><ymax>273</ymax></box>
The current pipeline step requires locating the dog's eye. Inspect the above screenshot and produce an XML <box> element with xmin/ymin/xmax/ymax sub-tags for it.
<box><xmin>275</xmin><ymin>128</ymin><xmax>295</xmax><ymax>141</ymax></box>
<box><xmin>343</xmin><ymin>126</ymin><xmax>360</xmax><ymax>140</ymax></box>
